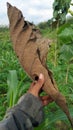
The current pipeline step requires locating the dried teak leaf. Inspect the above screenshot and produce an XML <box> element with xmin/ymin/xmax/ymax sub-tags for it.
<box><xmin>7</xmin><ymin>3</ymin><xmax>73</xmax><ymax>128</ymax></box>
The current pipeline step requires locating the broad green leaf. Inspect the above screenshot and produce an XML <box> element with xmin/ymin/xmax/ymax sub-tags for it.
<box><xmin>57</xmin><ymin>24</ymin><xmax>73</xmax><ymax>44</ymax></box>
<box><xmin>59</xmin><ymin>44</ymin><xmax>73</xmax><ymax>62</ymax></box>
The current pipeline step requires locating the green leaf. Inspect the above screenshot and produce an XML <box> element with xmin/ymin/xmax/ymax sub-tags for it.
<box><xmin>7</xmin><ymin>70</ymin><xmax>30</xmax><ymax>107</ymax></box>
<box><xmin>53</xmin><ymin>11</ymin><xmax>58</xmax><ymax>18</ymax></box>
<box><xmin>59</xmin><ymin>44</ymin><xmax>73</xmax><ymax>62</ymax></box>
<box><xmin>60</xmin><ymin>13</ymin><xmax>66</xmax><ymax>22</ymax></box>
<box><xmin>57</xmin><ymin>24</ymin><xmax>73</xmax><ymax>44</ymax></box>
<box><xmin>7</xmin><ymin>70</ymin><xmax>18</xmax><ymax>107</ymax></box>
<box><xmin>46</xmin><ymin>106</ymin><xmax>73</xmax><ymax>128</ymax></box>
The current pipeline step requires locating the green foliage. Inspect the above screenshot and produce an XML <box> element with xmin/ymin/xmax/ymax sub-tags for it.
<box><xmin>57</xmin><ymin>24</ymin><xmax>73</xmax><ymax>44</ymax></box>
<box><xmin>37</xmin><ymin>21</ymin><xmax>50</xmax><ymax>30</ymax></box>
<box><xmin>69</xmin><ymin>87</ymin><xmax>73</xmax><ymax>103</ymax></box>
<box><xmin>0</xmin><ymin>24</ymin><xmax>73</xmax><ymax>130</ymax></box>
<box><xmin>37</xmin><ymin>22</ymin><xmax>73</xmax><ymax>129</ymax></box>
<box><xmin>35</xmin><ymin>104</ymin><xmax>73</xmax><ymax>130</ymax></box>
<box><xmin>0</xmin><ymin>27</ymin><xmax>31</xmax><ymax>119</ymax></box>
<box><xmin>44</xmin><ymin>105</ymin><xmax>73</xmax><ymax>129</ymax></box>
<box><xmin>7</xmin><ymin>70</ymin><xmax>31</xmax><ymax>107</ymax></box>
<box><xmin>57</xmin><ymin>23</ymin><xmax>73</xmax><ymax>84</ymax></box>
<box><xmin>35</xmin><ymin>21</ymin><xmax>73</xmax><ymax>129</ymax></box>
<box><xmin>7</xmin><ymin>70</ymin><xmax>18</xmax><ymax>107</ymax></box>
<box><xmin>40</xmin><ymin>28</ymin><xmax>57</xmax><ymax>39</ymax></box>
<box><xmin>0</xmin><ymin>94</ymin><xmax>7</xmax><ymax>120</ymax></box>
<box><xmin>52</xmin><ymin>0</ymin><xmax>71</xmax><ymax>25</ymax></box>
<box><xmin>0</xmin><ymin>27</ymin><xmax>19</xmax><ymax>94</ymax></box>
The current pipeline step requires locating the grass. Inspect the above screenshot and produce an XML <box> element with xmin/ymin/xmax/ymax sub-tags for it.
<box><xmin>40</xmin><ymin>28</ymin><xmax>57</xmax><ymax>39</ymax></box>
<box><xmin>0</xmin><ymin>26</ymin><xmax>73</xmax><ymax>130</ymax></box>
<box><xmin>0</xmin><ymin>27</ymin><xmax>30</xmax><ymax>117</ymax></box>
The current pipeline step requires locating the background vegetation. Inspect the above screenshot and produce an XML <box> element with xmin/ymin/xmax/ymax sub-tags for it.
<box><xmin>0</xmin><ymin>0</ymin><xmax>73</xmax><ymax>129</ymax></box>
<box><xmin>0</xmin><ymin>19</ymin><xmax>73</xmax><ymax>129</ymax></box>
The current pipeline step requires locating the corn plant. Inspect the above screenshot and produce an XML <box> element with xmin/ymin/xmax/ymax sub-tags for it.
<box><xmin>7</xmin><ymin>70</ymin><xmax>31</xmax><ymax>108</ymax></box>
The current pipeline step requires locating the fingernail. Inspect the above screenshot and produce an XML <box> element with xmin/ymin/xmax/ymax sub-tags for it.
<box><xmin>39</xmin><ymin>73</ymin><xmax>43</xmax><ymax>79</ymax></box>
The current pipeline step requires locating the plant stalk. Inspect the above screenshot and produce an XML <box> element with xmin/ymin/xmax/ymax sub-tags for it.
<box><xmin>65</xmin><ymin>65</ymin><xmax>70</xmax><ymax>84</ymax></box>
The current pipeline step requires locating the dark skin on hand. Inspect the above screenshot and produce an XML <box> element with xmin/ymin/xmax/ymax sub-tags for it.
<box><xmin>28</xmin><ymin>73</ymin><xmax>53</xmax><ymax>106</ymax></box>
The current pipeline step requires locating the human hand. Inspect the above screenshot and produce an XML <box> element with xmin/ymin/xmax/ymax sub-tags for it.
<box><xmin>28</xmin><ymin>73</ymin><xmax>53</xmax><ymax>106</ymax></box>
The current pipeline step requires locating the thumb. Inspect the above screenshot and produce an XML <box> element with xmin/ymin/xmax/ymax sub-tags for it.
<box><xmin>28</xmin><ymin>73</ymin><xmax>44</xmax><ymax>97</ymax></box>
<box><xmin>34</xmin><ymin>73</ymin><xmax>44</xmax><ymax>92</ymax></box>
